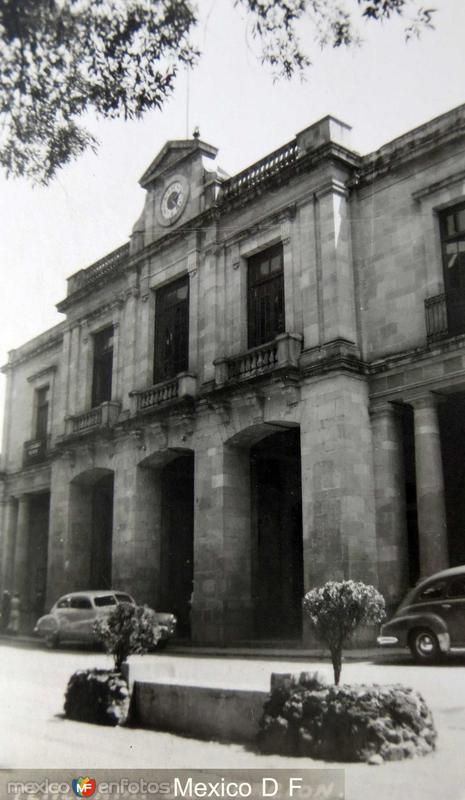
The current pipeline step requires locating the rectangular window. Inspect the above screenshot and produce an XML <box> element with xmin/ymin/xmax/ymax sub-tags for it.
<box><xmin>91</xmin><ymin>326</ymin><xmax>114</xmax><ymax>407</ymax></box>
<box><xmin>154</xmin><ymin>276</ymin><xmax>189</xmax><ymax>382</ymax></box>
<box><xmin>247</xmin><ymin>244</ymin><xmax>285</xmax><ymax>348</ymax></box>
<box><xmin>35</xmin><ymin>386</ymin><xmax>49</xmax><ymax>440</ymax></box>
<box><xmin>440</xmin><ymin>202</ymin><xmax>465</xmax><ymax>335</ymax></box>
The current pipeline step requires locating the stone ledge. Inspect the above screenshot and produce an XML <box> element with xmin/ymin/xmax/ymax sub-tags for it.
<box><xmin>134</xmin><ymin>681</ymin><xmax>267</xmax><ymax>743</ymax></box>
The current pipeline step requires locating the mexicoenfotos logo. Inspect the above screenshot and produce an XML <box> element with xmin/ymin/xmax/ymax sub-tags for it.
<box><xmin>71</xmin><ymin>776</ymin><xmax>96</xmax><ymax>797</ymax></box>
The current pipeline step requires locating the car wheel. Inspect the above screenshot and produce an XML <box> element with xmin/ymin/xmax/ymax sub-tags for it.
<box><xmin>409</xmin><ymin>628</ymin><xmax>441</xmax><ymax>663</ymax></box>
<box><xmin>45</xmin><ymin>632</ymin><xmax>59</xmax><ymax>649</ymax></box>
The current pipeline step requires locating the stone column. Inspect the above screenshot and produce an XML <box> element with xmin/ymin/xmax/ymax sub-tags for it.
<box><xmin>76</xmin><ymin>320</ymin><xmax>91</xmax><ymax>412</ymax></box>
<box><xmin>13</xmin><ymin>495</ymin><xmax>30</xmax><ymax>615</ymax></box>
<box><xmin>300</xmin><ymin>375</ymin><xmax>378</xmax><ymax>647</ymax></box>
<box><xmin>66</xmin><ymin>481</ymin><xmax>93</xmax><ymax>589</ymax></box>
<box><xmin>1</xmin><ymin>497</ymin><xmax>17</xmax><ymax>593</ymax></box>
<box><xmin>133</xmin><ymin>290</ymin><xmax>153</xmax><ymax>395</ymax></box>
<box><xmin>47</xmin><ymin>456</ymin><xmax>74</xmax><ymax>605</ymax></box>
<box><xmin>300</xmin><ymin>374</ymin><xmax>378</xmax><ymax>589</ymax></box>
<box><xmin>370</xmin><ymin>402</ymin><xmax>409</xmax><ymax>608</ymax></box>
<box><xmin>67</xmin><ymin>324</ymin><xmax>81</xmax><ymax>416</ymax></box>
<box><xmin>281</xmin><ymin>214</ymin><xmax>296</xmax><ymax>334</ymax></box>
<box><xmin>192</xmin><ymin>441</ymin><xmax>253</xmax><ymax>645</ymax></box>
<box><xmin>111</xmin><ymin>317</ymin><xmax>121</xmax><ymax>401</ymax></box>
<box><xmin>412</xmin><ymin>394</ymin><xmax>448</xmax><ymax>577</ymax></box>
<box><xmin>112</xmin><ymin>451</ymin><xmax>162</xmax><ymax>609</ymax></box>
<box><xmin>188</xmin><ymin>255</ymin><xmax>200</xmax><ymax>375</ymax></box>
<box><xmin>315</xmin><ymin>180</ymin><xmax>357</xmax><ymax>344</ymax></box>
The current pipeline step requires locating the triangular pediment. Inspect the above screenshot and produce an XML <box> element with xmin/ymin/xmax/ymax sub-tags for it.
<box><xmin>139</xmin><ymin>139</ymin><xmax>218</xmax><ymax>189</ymax></box>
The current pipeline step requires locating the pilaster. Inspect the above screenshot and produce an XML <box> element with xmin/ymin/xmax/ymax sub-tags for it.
<box><xmin>315</xmin><ymin>180</ymin><xmax>357</xmax><ymax>344</ymax></box>
<box><xmin>411</xmin><ymin>393</ymin><xmax>448</xmax><ymax>577</ymax></box>
<box><xmin>370</xmin><ymin>401</ymin><xmax>409</xmax><ymax>607</ymax></box>
<box><xmin>192</xmin><ymin>443</ymin><xmax>253</xmax><ymax>644</ymax></box>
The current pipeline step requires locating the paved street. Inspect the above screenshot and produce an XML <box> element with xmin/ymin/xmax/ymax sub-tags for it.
<box><xmin>1</xmin><ymin>640</ymin><xmax>465</xmax><ymax>800</ymax></box>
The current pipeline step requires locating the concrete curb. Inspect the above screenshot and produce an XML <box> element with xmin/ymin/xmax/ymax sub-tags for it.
<box><xmin>0</xmin><ymin>634</ymin><xmax>407</xmax><ymax>660</ymax></box>
<box><xmin>166</xmin><ymin>645</ymin><xmax>408</xmax><ymax>660</ymax></box>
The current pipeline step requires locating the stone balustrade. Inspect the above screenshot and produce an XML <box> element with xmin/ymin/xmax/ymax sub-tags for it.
<box><xmin>65</xmin><ymin>401</ymin><xmax>121</xmax><ymax>435</ymax></box>
<box><xmin>131</xmin><ymin>373</ymin><xmax>197</xmax><ymax>414</ymax></box>
<box><xmin>67</xmin><ymin>243</ymin><xmax>130</xmax><ymax>294</ymax></box>
<box><xmin>222</xmin><ymin>141</ymin><xmax>299</xmax><ymax>201</ymax></box>
<box><xmin>214</xmin><ymin>333</ymin><xmax>303</xmax><ymax>386</ymax></box>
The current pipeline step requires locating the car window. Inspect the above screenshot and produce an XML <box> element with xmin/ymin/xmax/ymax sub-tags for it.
<box><xmin>115</xmin><ymin>593</ymin><xmax>135</xmax><ymax>605</ymax></box>
<box><xmin>70</xmin><ymin>596</ymin><xmax>93</xmax><ymax>609</ymax></box>
<box><xmin>94</xmin><ymin>595</ymin><xmax>117</xmax><ymax>607</ymax></box>
<box><xmin>418</xmin><ymin>581</ymin><xmax>446</xmax><ymax>601</ymax></box>
<box><xmin>447</xmin><ymin>578</ymin><xmax>465</xmax><ymax>598</ymax></box>
<box><xmin>56</xmin><ymin>597</ymin><xmax>70</xmax><ymax>609</ymax></box>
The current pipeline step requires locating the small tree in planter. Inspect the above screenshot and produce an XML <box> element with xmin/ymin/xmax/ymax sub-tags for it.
<box><xmin>258</xmin><ymin>582</ymin><xmax>437</xmax><ymax>762</ymax></box>
<box><xmin>303</xmin><ymin>580</ymin><xmax>385</xmax><ymax>685</ymax></box>
<box><xmin>64</xmin><ymin>604</ymin><xmax>160</xmax><ymax>726</ymax></box>
<box><xmin>94</xmin><ymin>603</ymin><xmax>161</xmax><ymax>672</ymax></box>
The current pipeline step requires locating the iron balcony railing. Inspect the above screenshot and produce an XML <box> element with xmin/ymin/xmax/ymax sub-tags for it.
<box><xmin>23</xmin><ymin>436</ymin><xmax>50</xmax><ymax>466</ymax></box>
<box><xmin>425</xmin><ymin>293</ymin><xmax>448</xmax><ymax>342</ymax></box>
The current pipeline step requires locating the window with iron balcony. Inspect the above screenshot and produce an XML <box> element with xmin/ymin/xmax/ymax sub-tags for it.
<box><xmin>153</xmin><ymin>275</ymin><xmax>189</xmax><ymax>383</ymax></box>
<box><xmin>24</xmin><ymin>385</ymin><xmax>50</xmax><ymax>465</ymax></box>
<box><xmin>440</xmin><ymin>202</ymin><xmax>465</xmax><ymax>337</ymax></box>
<box><xmin>92</xmin><ymin>326</ymin><xmax>114</xmax><ymax>407</ymax></box>
<box><xmin>247</xmin><ymin>244</ymin><xmax>285</xmax><ymax>349</ymax></box>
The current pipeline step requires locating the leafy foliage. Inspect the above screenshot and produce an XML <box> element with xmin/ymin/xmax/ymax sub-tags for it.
<box><xmin>0</xmin><ymin>0</ymin><xmax>197</xmax><ymax>183</ymax></box>
<box><xmin>303</xmin><ymin>580</ymin><xmax>385</xmax><ymax>685</ymax></box>
<box><xmin>94</xmin><ymin>602</ymin><xmax>161</xmax><ymax>672</ymax></box>
<box><xmin>258</xmin><ymin>672</ymin><xmax>437</xmax><ymax>761</ymax></box>
<box><xmin>238</xmin><ymin>0</ymin><xmax>435</xmax><ymax>78</ymax></box>
<box><xmin>64</xmin><ymin>668</ymin><xmax>131</xmax><ymax>726</ymax></box>
<box><xmin>0</xmin><ymin>0</ymin><xmax>435</xmax><ymax>183</ymax></box>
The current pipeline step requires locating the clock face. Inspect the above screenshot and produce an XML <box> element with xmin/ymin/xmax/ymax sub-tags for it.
<box><xmin>160</xmin><ymin>180</ymin><xmax>186</xmax><ymax>223</ymax></box>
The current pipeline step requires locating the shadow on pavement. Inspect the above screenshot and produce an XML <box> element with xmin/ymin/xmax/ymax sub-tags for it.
<box><xmin>371</xmin><ymin>652</ymin><xmax>465</xmax><ymax>667</ymax></box>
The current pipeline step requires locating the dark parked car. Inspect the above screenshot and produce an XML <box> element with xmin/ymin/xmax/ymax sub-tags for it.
<box><xmin>34</xmin><ymin>590</ymin><xmax>176</xmax><ymax>649</ymax></box>
<box><xmin>377</xmin><ymin>565</ymin><xmax>465</xmax><ymax>662</ymax></box>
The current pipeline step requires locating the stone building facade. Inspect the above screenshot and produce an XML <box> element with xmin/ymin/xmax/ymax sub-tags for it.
<box><xmin>2</xmin><ymin>104</ymin><xmax>465</xmax><ymax>643</ymax></box>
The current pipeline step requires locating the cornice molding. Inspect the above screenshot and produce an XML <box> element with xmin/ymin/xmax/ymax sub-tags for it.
<box><xmin>27</xmin><ymin>365</ymin><xmax>58</xmax><ymax>384</ymax></box>
<box><xmin>412</xmin><ymin>168</ymin><xmax>465</xmax><ymax>204</ymax></box>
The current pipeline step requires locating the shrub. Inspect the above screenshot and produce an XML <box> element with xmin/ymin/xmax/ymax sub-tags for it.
<box><xmin>94</xmin><ymin>603</ymin><xmax>161</xmax><ymax>672</ymax></box>
<box><xmin>303</xmin><ymin>580</ymin><xmax>385</xmax><ymax>685</ymax></box>
<box><xmin>258</xmin><ymin>673</ymin><xmax>437</xmax><ymax>762</ymax></box>
<box><xmin>64</xmin><ymin>669</ymin><xmax>130</xmax><ymax>726</ymax></box>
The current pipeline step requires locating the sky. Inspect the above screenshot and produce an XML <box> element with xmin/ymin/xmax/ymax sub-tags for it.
<box><xmin>1</xmin><ymin>0</ymin><xmax>465</xmax><ymax>437</ymax></box>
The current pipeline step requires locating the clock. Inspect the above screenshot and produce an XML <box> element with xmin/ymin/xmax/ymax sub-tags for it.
<box><xmin>159</xmin><ymin>177</ymin><xmax>189</xmax><ymax>225</ymax></box>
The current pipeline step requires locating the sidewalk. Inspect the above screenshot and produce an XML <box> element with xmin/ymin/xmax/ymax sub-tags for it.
<box><xmin>0</xmin><ymin>631</ymin><xmax>405</xmax><ymax>662</ymax></box>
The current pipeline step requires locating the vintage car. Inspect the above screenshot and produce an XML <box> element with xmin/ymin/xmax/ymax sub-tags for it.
<box><xmin>34</xmin><ymin>590</ymin><xmax>176</xmax><ymax>649</ymax></box>
<box><xmin>377</xmin><ymin>565</ymin><xmax>465</xmax><ymax>662</ymax></box>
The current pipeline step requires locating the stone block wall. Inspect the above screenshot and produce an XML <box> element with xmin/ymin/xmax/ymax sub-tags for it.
<box><xmin>353</xmin><ymin>145</ymin><xmax>465</xmax><ymax>361</ymax></box>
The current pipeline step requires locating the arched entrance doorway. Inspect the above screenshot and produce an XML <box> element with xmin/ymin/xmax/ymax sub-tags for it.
<box><xmin>250</xmin><ymin>427</ymin><xmax>303</xmax><ymax>639</ymax></box>
<box><xmin>28</xmin><ymin>492</ymin><xmax>50</xmax><ymax>618</ymax></box>
<box><xmin>160</xmin><ymin>451</ymin><xmax>194</xmax><ymax>637</ymax></box>
<box><xmin>90</xmin><ymin>473</ymin><xmax>114</xmax><ymax>588</ymax></box>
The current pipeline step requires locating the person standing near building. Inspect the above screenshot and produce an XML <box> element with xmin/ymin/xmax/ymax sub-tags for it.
<box><xmin>1</xmin><ymin>591</ymin><xmax>11</xmax><ymax>632</ymax></box>
<box><xmin>8</xmin><ymin>593</ymin><xmax>21</xmax><ymax>634</ymax></box>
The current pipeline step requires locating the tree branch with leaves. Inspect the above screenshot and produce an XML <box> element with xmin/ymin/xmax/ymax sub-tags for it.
<box><xmin>0</xmin><ymin>0</ymin><xmax>435</xmax><ymax>183</ymax></box>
